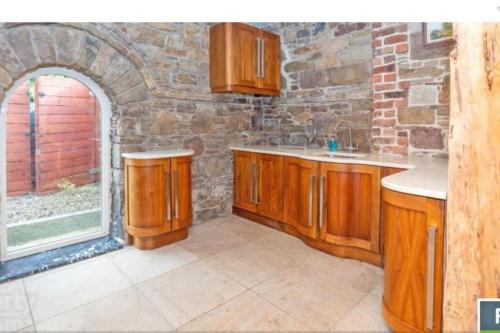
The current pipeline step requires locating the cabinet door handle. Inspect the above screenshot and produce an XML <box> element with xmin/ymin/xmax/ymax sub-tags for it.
<box><xmin>254</xmin><ymin>164</ymin><xmax>260</xmax><ymax>204</ymax></box>
<box><xmin>426</xmin><ymin>226</ymin><xmax>437</xmax><ymax>330</ymax></box>
<box><xmin>165</xmin><ymin>171</ymin><xmax>171</xmax><ymax>220</ymax></box>
<box><xmin>260</xmin><ymin>38</ymin><xmax>265</xmax><ymax>78</ymax></box>
<box><xmin>318</xmin><ymin>176</ymin><xmax>324</xmax><ymax>229</ymax></box>
<box><xmin>173</xmin><ymin>170</ymin><xmax>179</xmax><ymax>219</ymax></box>
<box><xmin>308</xmin><ymin>175</ymin><xmax>314</xmax><ymax>226</ymax></box>
<box><xmin>256</xmin><ymin>38</ymin><xmax>261</xmax><ymax>78</ymax></box>
<box><xmin>249</xmin><ymin>164</ymin><xmax>254</xmax><ymax>203</ymax></box>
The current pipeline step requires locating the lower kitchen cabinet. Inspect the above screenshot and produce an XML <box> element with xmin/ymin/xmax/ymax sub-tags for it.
<box><xmin>319</xmin><ymin>163</ymin><xmax>381</xmax><ymax>252</ymax></box>
<box><xmin>124</xmin><ymin>155</ymin><xmax>193</xmax><ymax>250</ymax></box>
<box><xmin>283</xmin><ymin>157</ymin><xmax>319</xmax><ymax>239</ymax></box>
<box><xmin>233</xmin><ymin>153</ymin><xmax>384</xmax><ymax>266</ymax></box>
<box><xmin>233</xmin><ymin>151</ymin><xmax>283</xmax><ymax>220</ymax></box>
<box><xmin>382</xmin><ymin>188</ymin><xmax>445</xmax><ymax>333</ymax></box>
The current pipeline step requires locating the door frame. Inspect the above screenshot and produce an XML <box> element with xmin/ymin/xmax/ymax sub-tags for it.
<box><xmin>0</xmin><ymin>68</ymin><xmax>112</xmax><ymax>261</ymax></box>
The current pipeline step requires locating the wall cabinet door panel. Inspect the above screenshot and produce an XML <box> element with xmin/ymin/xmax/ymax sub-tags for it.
<box><xmin>319</xmin><ymin>163</ymin><xmax>381</xmax><ymax>252</ymax></box>
<box><xmin>283</xmin><ymin>157</ymin><xmax>319</xmax><ymax>238</ymax></box>
<box><xmin>259</xmin><ymin>31</ymin><xmax>281</xmax><ymax>92</ymax></box>
<box><xmin>230</xmin><ymin>23</ymin><xmax>261</xmax><ymax>88</ymax></box>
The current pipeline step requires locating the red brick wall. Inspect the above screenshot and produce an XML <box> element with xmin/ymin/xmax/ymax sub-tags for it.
<box><xmin>371</xmin><ymin>23</ymin><xmax>451</xmax><ymax>156</ymax></box>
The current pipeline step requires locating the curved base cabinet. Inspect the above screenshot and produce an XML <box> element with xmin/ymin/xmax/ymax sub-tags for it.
<box><xmin>381</xmin><ymin>188</ymin><xmax>445</xmax><ymax>333</ymax></box>
<box><xmin>124</xmin><ymin>155</ymin><xmax>193</xmax><ymax>250</ymax></box>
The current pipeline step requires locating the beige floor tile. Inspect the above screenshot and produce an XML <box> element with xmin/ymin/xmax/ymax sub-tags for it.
<box><xmin>109</xmin><ymin>244</ymin><xmax>199</xmax><ymax>284</ymax></box>
<box><xmin>216</xmin><ymin>216</ymin><xmax>274</xmax><ymax>241</ymax></box>
<box><xmin>16</xmin><ymin>325</ymin><xmax>35</xmax><ymax>332</ymax></box>
<box><xmin>137</xmin><ymin>260</ymin><xmax>246</xmax><ymax>329</ymax></box>
<box><xmin>250</xmin><ymin>229</ymin><xmax>316</xmax><ymax>262</ymax></box>
<box><xmin>252</xmin><ymin>257</ymin><xmax>368</xmax><ymax>331</ymax></box>
<box><xmin>203</xmin><ymin>241</ymin><xmax>291</xmax><ymax>288</ymax></box>
<box><xmin>333</xmin><ymin>294</ymin><xmax>390</xmax><ymax>332</ymax></box>
<box><xmin>0</xmin><ymin>280</ymin><xmax>33</xmax><ymax>332</ymax></box>
<box><xmin>179</xmin><ymin>291</ymin><xmax>308</xmax><ymax>332</ymax></box>
<box><xmin>178</xmin><ymin>222</ymin><xmax>247</xmax><ymax>258</ymax></box>
<box><xmin>24</xmin><ymin>257</ymin><xmax>132</xmax><ymax>323</ymax></box>
<box><xmin>35</xmin><ymin>287</ymin><xmax>173</xmax><ymax>332</ymax></box>
<box><xmin>370</xmin><ymin>281</ymin><xmax>384</xmax><ymax>298</ymax></box>
<box><xmin>299</xmin><ymin>250</ymin><xmax>383</xmax><ymax>293</ymax></box>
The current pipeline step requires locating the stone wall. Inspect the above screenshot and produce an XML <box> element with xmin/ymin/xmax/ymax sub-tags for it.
<box><xmin>254</xmin><ymin>23</ymin><xmax>374</xmax><ymax>151</ymax></box>
<box><xmin>371</xmin><ymin>23</ymin><xmax>451</xmax><ymax>156</ymax></box>
<box><xmin>0</xmin><ymin>23</ymin><xmax>259</xmax><ymax>239</ymax></box>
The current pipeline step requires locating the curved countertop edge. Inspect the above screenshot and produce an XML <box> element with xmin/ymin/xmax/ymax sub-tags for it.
<box><xmin>122</xmin><ymin>149</ymin><xmax>194</xmax><ymax>159</ymax></box>
<box><xmin>229</xmin><ymin>145</ymin><xmax>447</xmax><ymax>200</ymax></box>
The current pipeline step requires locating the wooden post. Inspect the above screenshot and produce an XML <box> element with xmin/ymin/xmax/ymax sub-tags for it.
<box><xmin>444</xmin><ymin>23</ymin><xmax>500</xmax><ymax>331</ymax></box>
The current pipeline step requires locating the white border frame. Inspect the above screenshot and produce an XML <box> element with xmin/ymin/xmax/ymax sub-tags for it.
<box><xmin>0</xmin><ymin>68</ymin><xmax>112</xmax><ymax>261</ymax></box>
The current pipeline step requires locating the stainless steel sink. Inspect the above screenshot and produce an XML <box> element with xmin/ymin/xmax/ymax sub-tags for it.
<box><xmin>314</xmin><ymin>151</ymin><xmax>367</xmax><ymax>158</ymax></box>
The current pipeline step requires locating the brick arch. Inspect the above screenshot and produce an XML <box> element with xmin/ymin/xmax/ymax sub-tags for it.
<box><xmin>0</xmin><ymin>23</ymin><xmax>151</xmax><ymax>108</ymax></box>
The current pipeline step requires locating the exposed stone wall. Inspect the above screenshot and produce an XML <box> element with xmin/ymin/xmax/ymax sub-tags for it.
<box><xmin>0</xmin><ymin>23</ymin><xmax>258</xmax><ymax>240</ymax></box>
<box><xmin>255</xmin><ymin>23</ymin><xmax>374</xmax><ymax>151</ymax></box>
<box><xmin>371</xmin><ymin>23</ymin><xmax>451</xmax><ymax>156</ymax></box>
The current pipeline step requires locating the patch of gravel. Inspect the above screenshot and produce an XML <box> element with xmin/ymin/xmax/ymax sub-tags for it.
<box><xmin>7</xmin><ymin>183</ymin><xmax>101</xmax><ymax>224</ymax></box>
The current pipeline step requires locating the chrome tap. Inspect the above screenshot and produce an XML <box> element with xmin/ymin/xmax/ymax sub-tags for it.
<box><xmin>334</xmin><ymin>121</ymin><xmax>358</xmax><ymax>152</ymax></box>
<box><xmin>305</xmin><ymin>119</ymin><xmax>318</xmax><ymax>150</ymax></box>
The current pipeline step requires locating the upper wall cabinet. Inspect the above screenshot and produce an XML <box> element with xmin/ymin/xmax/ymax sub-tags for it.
<box><xmin>209</xmin><ymin>23</ymin><xmax>281</xmax><ymax>96</ymax></box>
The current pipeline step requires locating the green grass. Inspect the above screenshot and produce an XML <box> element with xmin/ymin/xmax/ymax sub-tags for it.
<box><xmin>7</xmin><ymin>209</ymin><xmax>101</xmax><ymax>250</ymax></box>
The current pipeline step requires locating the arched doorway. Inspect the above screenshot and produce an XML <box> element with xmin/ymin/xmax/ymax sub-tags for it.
<box><xmin>0</xmin><ymin>68</ymin><xmax>111</xmax><ymax>261</ymax></box>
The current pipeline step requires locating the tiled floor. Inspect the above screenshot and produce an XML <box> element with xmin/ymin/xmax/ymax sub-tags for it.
<box><xmin>0</xmin><ymin>215</ymin><xmax>389</xmax><ymax>332</ymax></box>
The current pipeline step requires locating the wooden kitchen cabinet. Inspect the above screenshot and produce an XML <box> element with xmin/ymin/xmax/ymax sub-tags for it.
<box><xmin>319</xmin><ymin>163</ymin><xmax>381</xmax><ymax>252</ymax></box>
<box><xmin>233</xmin><ymin>151</ymin><xmax>283</xmax><ymax>219</ymax></box>
<box><xmin>124</xmin><ymin>155</ymin><xmax>193</xmax><ymax>250</ymax></box>
<box><xmin>382</xmin><ymin>188</ymin><xmax>445</xmax><ymax>333</ymax></box>
<box><xmin>210</xmin><ymin>23</ymin><xmax>280</xmax><ymax>96</ymax></box>
<box><xmin>233</xmin><ymin>151</ymin><xmax>257</xmax><ymax>213</ymax></box>
<box><xmin>283</xmin><ymin>157</ymin><xmax>319</xmax><ymax>239</ymax></box>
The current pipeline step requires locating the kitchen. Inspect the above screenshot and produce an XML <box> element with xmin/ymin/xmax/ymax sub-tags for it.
<box><xmin>0</xmin><ymin>11</ymin><xmax>498</xmax><ymax>333</ymax></box>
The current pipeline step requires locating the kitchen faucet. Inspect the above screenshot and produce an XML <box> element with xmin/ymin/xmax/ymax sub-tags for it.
<box><xmin>305</xmin><ymin>119</ymin><xmax>318</xmax><ymax>150</ymax></box>
<box><xmin>334</xmin><ymin>121</ymin><xmax>358</xmax><ymax>152</ymax></box>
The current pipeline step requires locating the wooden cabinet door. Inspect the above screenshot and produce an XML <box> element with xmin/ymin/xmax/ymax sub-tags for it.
<box><xmin>233</xmin><ymin>151</ymin><xmax>257</xmax><ymax>213</ymax></box>
<box><xmin>283</xmin><ymin>157</ymin><xmax>319</xmax><ymax>238</ymax></box>
<box><xmin>259</xmin><ymin>30</ymin><xmax>281</xmax><ymax>92</ymax></box>
<box><xmin>125</xmin><ymin>158</ymin><xmax>171</xmax><ymax>237</ymax></box>
<box><xmin>382</xmin><ymin>189</ymin><xmax>444</xmax><ymax>332</ymax></box>
<box><xmin>319</xmin><ymin>163</ymin><xmax>381</xmax><ymax>252</ymax></box>
<box><xmin>256</xmin><ymin>153</ymin><xmax>283</xmax><ymax>221</ymax></box>
<box><xmin>230</xmin><ymin>23</ymin><xmax>260</xmax><ymax>88</ymax></box>
<box><xmin>171</xmin><ymin>156</ymin><xmax>192</xmax><ymax>231</ymax></box>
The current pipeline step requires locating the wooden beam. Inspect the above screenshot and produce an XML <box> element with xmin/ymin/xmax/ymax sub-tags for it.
<box><xmin>444</xmin><ymin>23</ymin><xmax>500</xmax><ymax>331</ymax></box>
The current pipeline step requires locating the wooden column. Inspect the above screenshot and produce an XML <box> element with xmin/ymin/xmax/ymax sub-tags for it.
<box><xmin>444</xmin><ymin>23</ymin><xmax>500</xmax><ymax>331</ymax></box>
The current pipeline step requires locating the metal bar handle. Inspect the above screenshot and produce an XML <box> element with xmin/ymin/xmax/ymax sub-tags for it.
<box><xmin>426</xmin><ymin>226</ymin><xmax>437</xmax><ymax>330</ymax></box>
<box><xmin>261</xmin><ymin>38</ymin><xmax>265</xmax><ymax>78</ymax></box>
<box><xmin>308</xmin><ymin>175</ymin><xmax>314</xmax><ymax>226</ymax></box>
<box><xmin>318</xmin><ymin>176</ymin><xmax>324</xmax><ymax>229</ymax></box>
<box><xmin>165</xmin><ymin>171</ymin><xmax>171</xmax><ymax>220</ymax></box>
<box><xmin>254</xmin><ymin>163</ymin><xmax>260</xmax><ymax>204</ymax></box>
<box><xmin>249</xmin><ymin>164</ymin><xmax>254</xmax><ymax>203</ymax></box>
<box><xmin>256</xmin><ymin>38</ymin><xmax>261</xmax><ymax>78</ymax></box>
<box><xmin>174</xmin><ymin>171</ymin><xmax>179</xmax><ymax>219</ymax></box>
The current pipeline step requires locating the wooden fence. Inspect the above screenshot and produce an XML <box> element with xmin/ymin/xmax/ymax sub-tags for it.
<box><xmin>6</xmin><ymin>76</ymin><xmax>100</xmax><ymax>196</ymax></box>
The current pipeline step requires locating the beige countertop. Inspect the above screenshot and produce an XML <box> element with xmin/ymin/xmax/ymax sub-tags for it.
<box><xmin>230</xmin><ymin>145</ymin><xmax>448</xmax><ymax>200</ymax></box>
<box><xmin>122</xmin><ymin>149</ymin><xmax>194</xmax><ymax>159</ymax></box>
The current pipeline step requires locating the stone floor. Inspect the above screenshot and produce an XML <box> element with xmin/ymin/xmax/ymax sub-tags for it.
<box><xmin>0</xmin><ymin>215</ymin><xmax>389</xmax><ymax>332</ymax></box>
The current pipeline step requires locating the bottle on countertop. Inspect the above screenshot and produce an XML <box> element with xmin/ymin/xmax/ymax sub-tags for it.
<box><xmin>327</xmin><ymin>135</ymin><xmax>338</xmax><ymax>152</ymax></box>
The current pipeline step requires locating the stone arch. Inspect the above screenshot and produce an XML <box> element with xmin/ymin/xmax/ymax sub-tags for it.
<box><xmin>0</xmin><ymin>23</ymin><xmax>152</xmax><ymax>109</ymax></box>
